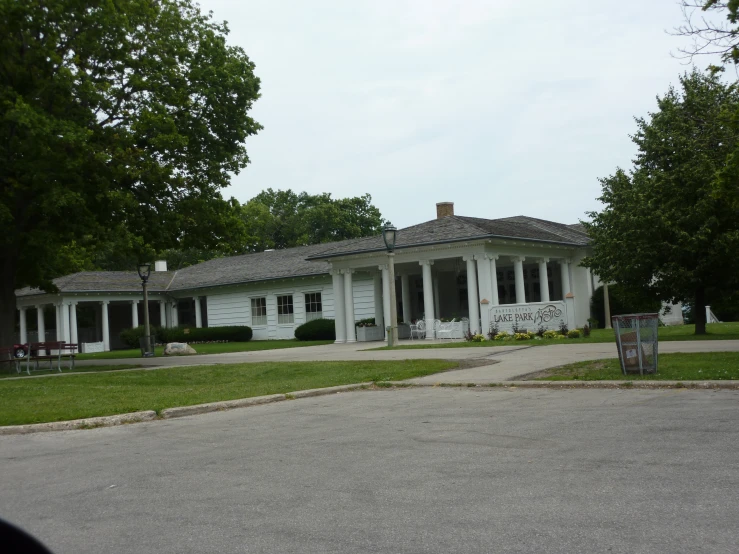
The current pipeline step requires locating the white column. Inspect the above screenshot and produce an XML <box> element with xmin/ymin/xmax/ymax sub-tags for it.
<box><xmin>343</xmin><ymin>269</ymin><xmax>356</xmax><ymax>342</ymax></box>
<box><xmin>19</xmin><ymin>307</ymin><xmax>28</xmax><ymax>344</ymax></box>
<box><xmin>489</xmin><ymin>256</ymin><xmax>500</xmax><ymax>306</ymax></box>
<box><xmin>194</xmin><ymin>297</ymin><xmax>202</xmax><ymax>328</ymax></box>
<box><xmin>61</xmin><ymin>302</ymin><xmax>71</xmax><ymax>343</ymax></box>
<box><xmin>380</xmin><ymin>265</ymin><xmax>391</xmax><ymax>336</ymax></box>
<box><xmin>560</xmin><ymin>259</ymin><xmax>571</xmax><ymax>299</ymax></box>
<box><xmin>171</xmin><ymin>301</ymin><xmax>179</xmax><ymax>327</ymax></box>
<box><xmin>70</xmin><ymin>302</ymin><xmax>78</xmax><ymax>345</ymax></box>
<box><xmin>400</xmin><ymin>274</ymin><xmax>411</xmax><ymax>323</ymax></box>
<box><xmin>36</xmin><ymin>305</ymin><xmax>46</xmax><ymax>343</ymax></box>
<box><xmin>475</xmin><ymin>255</ymin><xmax>493</xmax><ymax>336</ymax></box>
<box><xmin>159</xmin><ymin>300</ymin><xmax>167</xmax><ymax>328</ymax></box>
<box><xmin>538</xmin><ymin>258</ymin><xmax>550</xmax><ymax>303</ymax></box>
<box><xmin>513</xmin><ymin>257</ymin><xmax>526</xmax><ymax>304</ymax></box>
<box><xmin>55</xmin><ymin>303</ymin><xmax>61</xmax><ymax>341</ymax></box>
<box><xmin>373</xmin><ymin>272</ymin><xmax>384</xmax><ymax>329</ymax></box>
<box><xmin>464</xmin><ymin>256</ymin><xmax>480</xmax><ymax>334</ymax></box>
<box><xmin>331</xmin><ymin>270</ymin><xmax>346</xmax><ymax>343</ymax></box>
<box><xmin>101</xmin><ymin>301</ymin><xmax>110</xmax><ymax>352</ymax></box>
<box><xmin>420</xmin><ymin>260</ymin><xmax>435</xmax><ymax>339</ymax></box>
<box><xmin>131</xmin><ymin>300</ymin><xmax>139</xmax><ymax>328</ymax></box>
<box><xmin>433</xmin><ymin>275</ymin><xmax>440</xmax><ymax>319</ymax></box>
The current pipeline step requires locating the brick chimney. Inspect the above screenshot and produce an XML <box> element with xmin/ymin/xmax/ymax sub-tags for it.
<box><xmin>436</xmin><ymin>202</ymin><xmax>454</xmax><ymax>219</ymax></box>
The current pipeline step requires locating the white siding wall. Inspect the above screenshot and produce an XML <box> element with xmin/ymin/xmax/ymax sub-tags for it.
<box><xmin>205</xmin><ymin>273</ymin><xmax>375</xmax><ymax>340</ymax></box>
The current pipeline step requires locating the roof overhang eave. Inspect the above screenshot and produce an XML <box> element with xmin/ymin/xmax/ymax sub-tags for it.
<box><xmin>167</xmin><ymin>271</ymin><xmax>330</xmax><ymax>293</ymax></box>
<box><xmin>307</xmin><ymin>234</ymin><xmax>588</xmax><ymax>260</ymax></box>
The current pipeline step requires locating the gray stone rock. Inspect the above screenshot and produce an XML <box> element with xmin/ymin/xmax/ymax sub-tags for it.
<box><xmin>164</xmin><ymin>342</ymin><xmax>197</xmax><ymax>356</ymax></box>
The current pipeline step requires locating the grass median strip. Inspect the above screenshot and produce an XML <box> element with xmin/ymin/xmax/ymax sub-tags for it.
<box><xmin>76</xmin><ymin>339</ymin><xmax>334</xmax><ymax>360</ymax></box>
<box><xmin>0</xmin><ymin>360</ymin><xmax>458</xmax><ymax>426</ymax></box>
<box><xmin>1</xmin><ymin>364</ymin><xmax>141</xmax><ymax>379</ymax></box>
<box><xmin>532</xmin><ymin>352</ymin><xmax>739</xmax><ymax>381</ymax></box>
<box><xmin>370</xmin><ymin>323</ymin><xmax>739</xmax><ymax>350</ymax></box>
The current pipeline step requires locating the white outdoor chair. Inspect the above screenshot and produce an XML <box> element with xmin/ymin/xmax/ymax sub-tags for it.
<box><xmin>409</xmin><ymin>320</ymin><xmax>426</xmax><ymax>340</ymax></box>
<box><xmin>435</xmin><ymin>319</ymin><xmax>455</xmax><ymax>340</ymax></box>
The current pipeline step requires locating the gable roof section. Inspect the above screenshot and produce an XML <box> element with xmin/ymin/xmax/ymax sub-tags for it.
<box><xmin>15</xmin><ymin>271</ymin><xmax>176</xmax><ymax>297</ymax></box>
<box><xmin>308</xmin><ymin>215</ymin><xmax>589</xmax><ymax>259</ymax></box>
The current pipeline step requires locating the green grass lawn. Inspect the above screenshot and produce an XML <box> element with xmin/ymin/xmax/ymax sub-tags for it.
<box><xmin>371</xmin><ymin>322</ymin><xmax>739</xmax><ymax>350</ymax></box>
<box><xmin>76</xmin><ymin>339</ymin><xmax>334</xmax><ymax>360</ymax></box>
<box><xmin>0</xmin><ymin>359</ymin><xmax>457</xmax><ymax>426</ymax></box>
<box><xmin>533</xmin><ymin>352</ymin><xmax>739</xmax><ymax>381</ymax></box>
<box><xmin>1</xmin><ymin>364</ymin><xmax>141</xmax><ymax>379</ymax></box>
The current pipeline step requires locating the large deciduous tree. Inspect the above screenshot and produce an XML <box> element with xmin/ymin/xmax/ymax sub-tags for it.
<box><xmin>0</xmin><ymin>0</ymin><xmax>261</xmax><ymax>345</ymax></box>
<box><xmin>582</xmin><ymin>70</ymin><xmax>739</xmax><ymax>335</ymax></box>
<box><xmin>675</xmin><ymin>1</ymin><xmax>739</xmax><ymax>67</ymax></box>
<box><xmin>239</xmin><ymin>190</ymin><xmax>388</xmax><ymax>252</ymax></box>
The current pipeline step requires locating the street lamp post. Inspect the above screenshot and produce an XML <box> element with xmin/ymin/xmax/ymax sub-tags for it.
<box><xmin>382</xmin><ymin>225</ymin><xmax>398</xmax><ymax>347</ymax></box>
<box><xmin>137</xmin><ymin>263</ymin><xmax>153</xmax><ymax>357</ymax></box>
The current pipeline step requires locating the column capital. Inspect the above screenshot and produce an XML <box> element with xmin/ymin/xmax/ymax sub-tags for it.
<box><xmin>35</xmin><ymin>304</ymin><xmax>45</xmax><ymax>310</ymax></box>
<box><xmin>131</xmin><ymin>299</ymin><xmax>139</xmax><ymax>305</ymax></box>
<box><xmin>193</xmin><ymin>296</ymin><xmax>200</xmax><ymax>301</ymax></box>
<box><xmin>342</xmin><ymin>268</ymin><xmax>354</xmax><ymax>275</ymax></box>
<box><xmin>19</xmin><ymin>305</ymin><xmax>27</xmax><ymax>312</ymax></box>
<box><xmin>418</xmin><ymin>260</ymin><xmax>434</xmax><ymax>267</ymax></box>
<box><xmin>100</xmin><ymin>300</ymin><xmax>110</xmax><ymax>306</ymax></box>
<box><xmin>462</xmin><ymin>255</ymin><xmax>476</xmax><ymax>263</ymax></box>
<box><xmin>510</xmin><ymin>256</ymin><xmax>526</xmax><ymax>263</ymax></box>
<box><xmin>538</xmin><ymin>257</ymin><xmax>550</xmax><ymax>264</ymax></box>
<box><xmin>377</xmin><ymin>264</ymin><xmax>388</xmax><ymax>271</ymax></box>
<box><xmin>560</xmin><ymin>258</ymin><xmax>572</xmax><ymax>264</ymax></box>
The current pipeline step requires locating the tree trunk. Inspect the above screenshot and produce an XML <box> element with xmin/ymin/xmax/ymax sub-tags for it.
<box><xmin>0</xmin><ymin>256</ymin><xmax>18</xmax><ymax>346</ymax></box>
<box><xmin>694</xmin><ymin>288</ymin><xmax>707</xmax><ymax>335</ymax></box>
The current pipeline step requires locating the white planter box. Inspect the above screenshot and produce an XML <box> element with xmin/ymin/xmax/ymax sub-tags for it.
<box><xmin>356</xmin><ymin>325</ymin><xmax>384</xmax><ymax>342</ymax></box>
<box><xmin>81</xmin><ymin>342</ymin><xmax>105</xmax><ymax>353</ymax></box>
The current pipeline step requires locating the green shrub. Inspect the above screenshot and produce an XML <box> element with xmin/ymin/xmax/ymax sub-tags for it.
<box><xmin>567</xmin><ymin>329</ymin><xmax>581</xmax><ymax>338</ymax></box>
<box><xmin>294</xmin><ymin>318</ymin><xmax>336</xmax><ymax>341</ymax></box>
<box><xmin>494</xmin><ymin>331</ymin><xmax>511</xmax><ymax>340</ymax></box>
<box><xmin>542</xmin><ymin>330</ymin><xmax>559</xmax><ymax>339</ymax></box>
<box><xmin>158</xmin><ymin>325</ymin><xmax>252</xmax><ymax>343</ymax></box>
<box><xmin>356</xmin><ymin>317</ymin><xmax>376</xmax><ymax>327</ymax></box>
<box><xmin>514</xmin><ymin>332</ymin><xmax>533</xmax><ymax>340</ymax></box>
<box><xmin>119</xmin><ymin>326</ymin><xmax>156</xmax><ymax>349</ymax></box>
<box><xmin>471</xmin><ymin>333</ymin><xmax>486</xmax><ymax>342</ymax></box>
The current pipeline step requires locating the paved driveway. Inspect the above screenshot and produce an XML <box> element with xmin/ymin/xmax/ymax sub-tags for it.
<box><xmin>1</xmin><ymin>387</ymin><xmax>737</xmax><ymax>553</ymax></box>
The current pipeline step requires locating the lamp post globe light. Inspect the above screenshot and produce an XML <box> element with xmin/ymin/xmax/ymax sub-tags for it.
<box><xmin>137</xmin><ymin>262</ymin><xmax>153</xmax><ymax>357</ymax></box>
<box><xmin>382</xmin><ymin>224</ymin><xmax>398</xmax><ymax>347</ymax></box>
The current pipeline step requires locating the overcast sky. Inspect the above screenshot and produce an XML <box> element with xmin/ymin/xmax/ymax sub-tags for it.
<box><xmin>203</xmin><ymin>0</ymin><xmax>717</xmax><ymax>228</ymax></box>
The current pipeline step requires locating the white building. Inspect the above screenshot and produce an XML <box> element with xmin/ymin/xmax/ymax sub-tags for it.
<box><xmin>14</xmin><ymin>203</ymin><xmax>599</xmax><ymax>349</ymax></box>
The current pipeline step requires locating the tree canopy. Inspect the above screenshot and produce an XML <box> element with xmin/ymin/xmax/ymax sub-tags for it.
<box><xmin>582</xmin><ymin>70</ymin><xmax>739</xmax><ymax>334</ymax></box>
<box><xmin>238</xmin><ymin>189</ymin><xmax>388</xmax><ymax>252</ymax></box>
<box><xmin>675</xmin><ymin>1</ymin><xmax>739</xmax><ymax>67</ymax></box>
<box><xmin>0</xmin><ymin>0</ymin><xmax>261</xmax><ymax>344</ymax></box>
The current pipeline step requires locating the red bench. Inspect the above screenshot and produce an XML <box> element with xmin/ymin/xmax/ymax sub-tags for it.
<box><xmin>23</xmin><ymin>342</ymin><xmax>78</xmax><ymax>375</ymax></box>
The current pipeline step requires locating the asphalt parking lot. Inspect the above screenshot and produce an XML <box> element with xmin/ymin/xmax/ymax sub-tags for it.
<box><xmin>1</xmin><ymin>387</ymin><xmax>738</xmax><ymax>554</ymax></box>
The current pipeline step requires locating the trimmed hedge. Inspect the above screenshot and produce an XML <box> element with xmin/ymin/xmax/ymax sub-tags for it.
<box><xmin>294</xmin><ymin>318</ymin><xmax>336</xmax><ymax>341</ymax></box>
<box><xmin>119</xmin><ymin>325</ymin><xmax>252</xmax><ymax>347</ymax></box>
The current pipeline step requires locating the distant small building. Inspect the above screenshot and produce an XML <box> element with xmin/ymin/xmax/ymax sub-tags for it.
<box><xmin>15</xmin><ymin>202</ymin><xmax>599</xmax><ymax>350</ymax></box>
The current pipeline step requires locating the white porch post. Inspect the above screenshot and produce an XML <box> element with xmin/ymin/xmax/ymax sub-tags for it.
<box><xmin>101</xmin><ymin>301</ymin><xmax>110</xmax><ymax>352</ymax></box>
<box><xmin>464</xmin><ymin>256</ymin><xmax>480</xmax><ymax>334</ymax></box>
<box><xmin>512</xmin><ymin>257</ymin><xmax>526</xmax><ymax>304</ymax></box>
<box><xmin>433</xmin><ymin>275</ymin><xmax>440</xmax><ymax>319</ymax></box>
<box><xmin>19</xmin><ymin>307</ymin><xmax>28</xmax><ymax>344</ymax></box>
<box><xmin>331</xmin><ymin>270</ymin><xmax>346</xmax><ymax>343</ymax></box>
<box><xmin>171</xmin><ymin>301</ymin><xmax>179</xmax><ymax>327</ymax></box>
<box><xmin>159</xmin><ymin>300</ymin><xmax>167</xmax><ymax>328</ymax></box>
<box><xmin>61</xmin><ymin>302</ymin><xmax>71</xmax><ymax>343</ymax></box>
<box><xmin>380</xmin><ymin>265</ymin><xmax>391</xmax><ymax>336</ymax></box>
<box><xmin>475</xmin><ymin>255</ymin><xmax>493</xmax><ymax>335</ymax></box>
<box><xmin>538</xmin><ymin>258</ymin><xmax>550</xmax><ymax>303</ymax></box>
<box><xmin>70</xmin><ymin>301</ymin><xmax>78</xmax><ymax>345</ymax></box>
<box><xmin>131</xmin><ymin>300</ymin><xmax>139</xmax><ymax>328</ymax></box>
<box><xmin>400</xmin><ymin>274</ymin><xmax>411</xmax><ymax>324</ymax></box>
<box><xmin>373</xmin><ymin>272</ymin><xmax>384</xmax><ymax>330</ymax></box>
<box><xmin>343</xmin><ymin>269</ymin><xmax>356</xmax><ymax>342</ymax></box>
<box><xmin>55</xmin><ymin>303</ymin><xmax>61</xmax><ymax>341</ymax></box>
<box><xmin>489</xmin><ymin>255</ymin><xmax>500</xmax><ymax>306</ymax></box>
<box><xmin>560</xmin><ymin>259</ymin><xmax>571</xmax><ymax>298</ymax></box>
<box><xmin>420</xmin><ymin>260</ymin><xmax>435</xmax><ymax>339</ymax></box>
<box><xmin>194</xmin><ymin>297</ymin><xmax>202</xmax><ymax>328</ymax></box>
<box><xmin>36</xmin><ymin>305</ymin><xmax>46</xmax><ymax>343</ymax></box>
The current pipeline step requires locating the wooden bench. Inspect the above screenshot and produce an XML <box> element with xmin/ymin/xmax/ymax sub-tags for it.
<box><xmin>0</xmin><ymin>347</ymin><xmax>22</xmax><ymax>374</ymax></box>
<box><xmin>24</xmin><ymin>342</ymin><xmax>78</xmax><ymax>375</ymax></box>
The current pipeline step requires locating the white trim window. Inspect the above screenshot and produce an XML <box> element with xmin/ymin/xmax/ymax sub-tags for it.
<box><xmin>305</xmin><ymin>292</ymin><xmax>323</xmax><ymax>321</ymax></box>
<box><xmin>251</xmin><ymin>297</ymin><xmax>267</xmax><ymax>326</ymax></box>
<box><xmin>277</xmin><ymin>295</ymin><xmax>294</xmax><ymax>324</ymax></box>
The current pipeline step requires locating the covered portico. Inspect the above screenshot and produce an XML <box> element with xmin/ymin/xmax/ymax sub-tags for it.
<box><xmin>309</xmin><ymin>203</ymin><xmax>592</xmax><ymax>342</ymax></box>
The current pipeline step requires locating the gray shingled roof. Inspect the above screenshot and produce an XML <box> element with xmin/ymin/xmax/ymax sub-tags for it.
<box><xmin>168</xmin><ymin>242</ymin><xmax>343</xmax><ymax>291</ymax></box>
<box><xmin>15</xmin><ymin>215</ymin><xmax>589</xmax><ymax>296</ymax></box>
<box><xmin>307</xmin><ymin>215</ymin><xmax>589</xmax><ymax>259</ymax></box>
<box><xmin>15</xmin><ymin>271</ymin><xmax>176</xmax><ymax>297</ymax></box>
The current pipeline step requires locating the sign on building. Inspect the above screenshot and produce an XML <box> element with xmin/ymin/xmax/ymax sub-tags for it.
<box><xmin>489</xmin><ymin>301</ymin><xmax>567</xmax><ymax>333</ymax></box>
